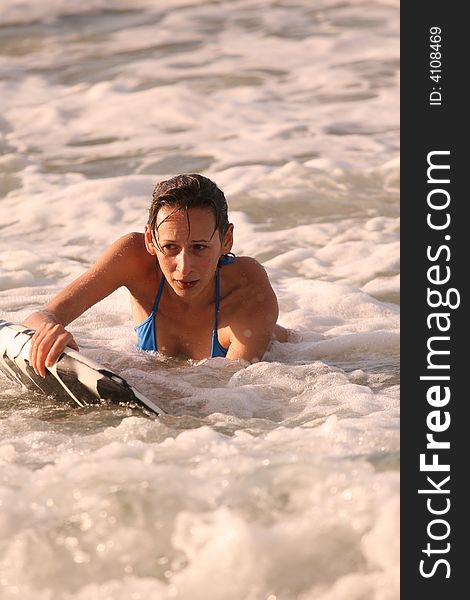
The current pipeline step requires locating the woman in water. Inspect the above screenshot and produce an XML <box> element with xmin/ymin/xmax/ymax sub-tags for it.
<box><xmin>24</xmin><ymin>174</ymin><xmax>287</xmax><ymax>377</ymax></box>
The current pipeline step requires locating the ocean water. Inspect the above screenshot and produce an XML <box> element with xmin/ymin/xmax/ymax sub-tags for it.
<box><xmin>0</xmin><ymin>1</ymin><xmax>400</xmax><ymax>599</ymax></box>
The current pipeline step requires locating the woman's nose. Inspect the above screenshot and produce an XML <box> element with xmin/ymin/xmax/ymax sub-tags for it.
<box><xmin>176</xmin><ymin>250</ymin><xmax>192</xmax><ymax>275</ymax></box>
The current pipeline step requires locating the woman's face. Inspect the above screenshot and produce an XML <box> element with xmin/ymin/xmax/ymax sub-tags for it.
<box><xmin>145</xmin><ymin>207</ymin><xmax>233</xmax><ymax>300</ymax></box>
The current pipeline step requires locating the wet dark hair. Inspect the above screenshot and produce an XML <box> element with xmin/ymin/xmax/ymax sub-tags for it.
<box><xmin>148</xmin><ymin>174</ymin><xmax>229</xmax><ymax>249</ymax></box>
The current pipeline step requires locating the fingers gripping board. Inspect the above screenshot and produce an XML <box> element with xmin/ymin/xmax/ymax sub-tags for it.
<box><xmin>0</xmin><ymin>320</ymin><xmax>165</xmax><ymax>416</ymax></box>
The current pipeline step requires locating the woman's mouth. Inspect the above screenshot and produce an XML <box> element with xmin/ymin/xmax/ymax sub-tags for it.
<box><xmin>174</xmin><ymin>279</ymin><xmax>198</xmax><ymax>290</ymax></box>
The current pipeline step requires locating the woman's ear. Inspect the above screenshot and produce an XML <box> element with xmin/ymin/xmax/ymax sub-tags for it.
<box><xmin>144</xmin><ymin>225</ymin><xmax>156</xmax><ymax>255</ymax></box>
<box><xmin>222</xmin><ymin>223</ymin><xmax>234</xmax><ymax>254</ymax></box>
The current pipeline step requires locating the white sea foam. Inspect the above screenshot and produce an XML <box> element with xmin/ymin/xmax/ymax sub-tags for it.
<box><xmin>0</xmin><ymin>1</ymin><xmax>399</xmax><ymax>598</ymax></box>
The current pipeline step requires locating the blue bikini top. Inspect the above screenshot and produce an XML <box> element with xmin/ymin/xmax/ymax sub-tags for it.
<box><xmin>134</xmin><ymin>253</ymin><xmax>236</xmax><ymax>358</ymax></box>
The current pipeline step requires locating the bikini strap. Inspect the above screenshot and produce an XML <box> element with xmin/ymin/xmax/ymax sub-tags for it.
<box><xmin>214</xmin><ymin>268</ymin><xmax>221</xmax><ymax>331</ymax></box>
<box><xmin>214</xmin><ymin>253</ymin><xmax>235</xmax><ymax>329</ymax></box>
<box><xmin>151</xmin><ymin>275</ymin><xmax>166</xmax><ymax>315</ymax></box>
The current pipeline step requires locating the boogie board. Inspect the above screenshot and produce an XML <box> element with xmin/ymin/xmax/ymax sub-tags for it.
<box><xmin>0</xmin><ymin>320</ymin><xmax>165</xmax><ymax>417</ymax></box>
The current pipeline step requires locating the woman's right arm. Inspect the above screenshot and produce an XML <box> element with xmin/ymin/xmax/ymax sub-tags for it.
<box><xmin>23</xmin><ymin>233</ymin><xmax>144</xmax><ymax>377</ymax></box>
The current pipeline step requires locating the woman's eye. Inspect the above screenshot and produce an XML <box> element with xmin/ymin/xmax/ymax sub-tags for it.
<box><xmin>193</xmin><ymin>245</ymin><xmax>208</xmax><ymax>251</ymax></box>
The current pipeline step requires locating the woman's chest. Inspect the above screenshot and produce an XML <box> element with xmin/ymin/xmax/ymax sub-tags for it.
<box><xmin>130</xmin><ymin>274</ymin><xmax>233</xmax><ymax>359</ymax></box>
<box><xmin>154</xmin><ymin>306</ymin><xmax>226</xmax><ymax>359</ymax></box>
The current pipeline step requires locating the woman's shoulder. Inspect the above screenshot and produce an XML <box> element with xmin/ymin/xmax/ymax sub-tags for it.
<box><xmin>223</xmin><ymin>255</ymin><xmax>277</xmax><ymax>307</ymax></box>
<box><xmin>109</xmin><ymin>232</ymin><xmax>151</xmax><ymax>263</ymax></box>
<box><xmin>114</xmin><ymin>231</ymin><xmax>145</xmax><ymax>251</ymax></box>
<box><xmin>227</xmin><ymin>255</ymin><xmax>271</xmax><ymax>284</ymax></box>
<box><xmin>95</xmin><ymin>232</ymin><xmax>155</xmax><ymax>284</ymax></box>
<box><xmin>221</xmin><ymin>256</ymin><xmax>279</xmax><ymax>338</ymax></box>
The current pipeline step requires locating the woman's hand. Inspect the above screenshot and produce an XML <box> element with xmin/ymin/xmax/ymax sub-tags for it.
<box><xmin>24</xmin><ymin>313</ymin><xmax>79</xmax><ymax>377</ymax></box>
